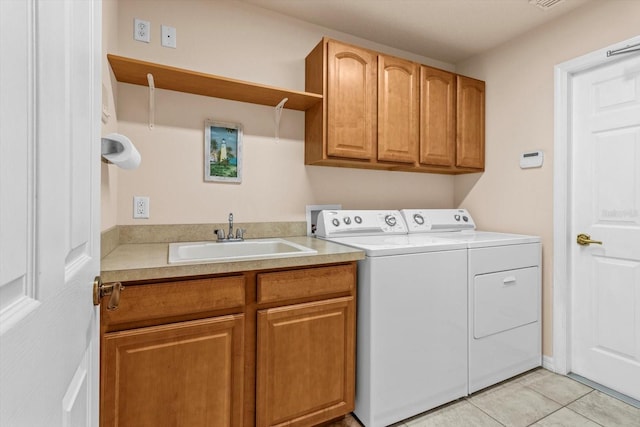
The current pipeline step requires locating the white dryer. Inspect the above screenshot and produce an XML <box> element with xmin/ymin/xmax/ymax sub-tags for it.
<box><xmin>316</xmin><ymin>210</ymin><xmax>468</xmax><ymax>427</ymax></box>
<box><xmin>401</xmin><ymin>209</ymin><xmax>542</xmax><ymax>394</ymax></box>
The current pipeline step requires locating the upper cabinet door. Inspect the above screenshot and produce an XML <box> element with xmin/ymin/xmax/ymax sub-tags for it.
<box><xmin>456</xmin><ymin>76</ymin><xmax>485</xmax><ymax>169</ymax></box>
<box><xmin>378</xmin><ymin>55</ymin><xmax>419</xmax><ymax>163</ymax></box>
<box><xmin>327</xmin><ymin>41</ymin><xmax>377</xmax><ymax>160</ymax></box>
<box><xmin>420</xmin><ymin>66</ymin><xmax>456</xmax><ymax>166</ymax></box>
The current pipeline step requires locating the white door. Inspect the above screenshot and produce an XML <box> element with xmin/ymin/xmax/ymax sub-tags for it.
<box><xmin>0</xmin><ymin>0</ymin><xmax>101</xmax><ymax>425</ymax></box>
<box><xmin>571</xmin><ymin>51</ymin><xmax>640</xmax><ymax>401</ymax></box>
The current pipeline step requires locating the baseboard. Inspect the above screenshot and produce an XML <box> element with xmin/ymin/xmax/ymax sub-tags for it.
<box><xmin>542</xmin><ymin>355</ymin><xmax>555</xmax><ymax>372</ymax></box>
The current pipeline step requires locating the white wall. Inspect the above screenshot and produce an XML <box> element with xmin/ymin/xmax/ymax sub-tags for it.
<box><xmin>102</xmin><ymin>0</ymin><xmax>456</xmax><ymax>227</ymax></box>
<box><xmin>455</xmin><ymin>0</ymin><xmax>640</xmax><ymax>357</ymax></box>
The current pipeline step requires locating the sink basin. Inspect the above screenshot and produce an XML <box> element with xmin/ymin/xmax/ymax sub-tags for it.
<box><xmin>168</xmin><ymin>238</ymin><xmax>317</xmax><ymax>264</ymax></box>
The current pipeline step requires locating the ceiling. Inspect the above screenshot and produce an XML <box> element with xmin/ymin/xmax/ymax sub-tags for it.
<box><xmin>240</xmin><ymin>0</ymin><xmax>592</xmax><ymax>63</ymax></box>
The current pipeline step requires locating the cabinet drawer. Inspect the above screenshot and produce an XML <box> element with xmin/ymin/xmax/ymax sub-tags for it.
<box><xmin>257</xmin><ymin>264</ymin><xmax>355</xmax><ymax>304</ymax></box>
<box><xmin>102</xmin><ymin>276</ymin><xmax>245</xmax><ymax>327</ymax></box>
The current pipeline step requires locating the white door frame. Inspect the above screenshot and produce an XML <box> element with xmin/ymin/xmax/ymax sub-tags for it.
<box><xmin>553</xmin><ymin>35</ymin><xmax>640</xmax><ymax>375</ymax></box>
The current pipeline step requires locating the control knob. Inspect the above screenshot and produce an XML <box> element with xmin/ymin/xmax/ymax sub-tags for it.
<box><xmin>385</xmin><ymin>215</ymin><xmax>397</xmax><ymax>227</ymax></box>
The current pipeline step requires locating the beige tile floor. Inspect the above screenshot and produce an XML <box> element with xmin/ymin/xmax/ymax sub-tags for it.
<box><xmin>328</xmin><ymin>368</ymin><xmax>640</xmax><ymax>427</ymax></box>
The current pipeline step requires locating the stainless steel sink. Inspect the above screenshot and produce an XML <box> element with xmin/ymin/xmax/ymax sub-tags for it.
<box><xmin>168</xmin><ymin>238</ymin><xmax>317</xmax><ymax>264</ymax></box>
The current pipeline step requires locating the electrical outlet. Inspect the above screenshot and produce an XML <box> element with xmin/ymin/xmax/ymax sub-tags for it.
<box><xmin>134</xmin><ymin>18</ymin><xmax>150</xmax><ymax>43</ymax></box>
<box><xmin>161</xmin><ymin>25</ymin><xmax>177</xmax><ymax>48</ymax></box>
<box><xmin>133</xmin><ymin>196</ymin><xmax>150</xmax><ymax>219</ymax></box>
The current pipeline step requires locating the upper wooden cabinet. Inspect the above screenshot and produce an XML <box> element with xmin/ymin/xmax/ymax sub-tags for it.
<box><xmin>378</xmin><ymin>55</ymin><xmax>419</xmax><ymax>163</ymax></box>
<box><xmin>419</xmin><ymin>65</ymin><xmax>456</xmax><ymax>167</ymax></box>
<box><xmin>306</xmin><ymin>40</ymin><xmax>377</xmax><ymax>165</ymax></box>
<box><xmin>456</xmin><ymin>76</ymin><xmax>486</xmax><ymax>169</ymax></box>
<box><xmin>305</xmin><ymin>37</ymin><xmax>485</xmax><ymax>174</ymax></box>
<box><xmin>325</xmin><ymin>41</ymin><xmax>377</xmax><ymax>160</ymax></box>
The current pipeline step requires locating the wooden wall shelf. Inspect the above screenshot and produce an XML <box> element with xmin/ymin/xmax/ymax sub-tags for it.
<box><xmin>107</xmin><ymin>54</ymin><xmax>323</xmax><ymax>111</ymax></box>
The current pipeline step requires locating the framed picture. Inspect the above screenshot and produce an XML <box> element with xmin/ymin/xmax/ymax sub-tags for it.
<box><xmin>204</xmin><ymin>120</ymin><xmax>243</xmax><ymax>183</ymax></box>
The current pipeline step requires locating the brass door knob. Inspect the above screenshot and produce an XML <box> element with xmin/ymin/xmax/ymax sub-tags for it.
<box><xmin>577</xmin><ymin>233</ymin><xmax>603</xmax><ymax>246</ymax></box>
<box><xmin>93</xmin><ymin>276</ymin><xmax>124</xmax><ymax>310</ymax></box>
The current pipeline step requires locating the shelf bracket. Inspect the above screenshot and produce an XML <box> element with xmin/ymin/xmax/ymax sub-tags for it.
<box><xmin>274</xmin><ymin>97</ymin><xmax>288</xmax><ymax>142</ymax></box>
<box><xmin>147</xmin><ymin>73</ymin><xmax>155</xmax><ymax>129</ymax></box>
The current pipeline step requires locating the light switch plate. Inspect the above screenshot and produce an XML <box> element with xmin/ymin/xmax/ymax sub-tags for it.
<box><xmin>161</xmin><ymin>25</ymin><xmax>176</xmax><ymax>48</ymax></box>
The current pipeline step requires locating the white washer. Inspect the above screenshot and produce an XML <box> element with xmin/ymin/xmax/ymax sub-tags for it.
<box><xmin>316</xmin><ymin>210</ymin><xmax>468</xmax><ymax>427</ymax></box>
<box><xmin>401</xmin><ymin>209</ymin><xmax>542</xmax><ymax>394</ymax></box>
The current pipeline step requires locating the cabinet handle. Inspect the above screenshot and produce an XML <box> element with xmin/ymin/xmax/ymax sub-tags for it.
<box><xmin>503</xmin><ymin>276</ymin><xmax>517</xmax><ymax>285</ymax></box>
<box><xmin>93</xmin><ymin>276</ymin><xmax>125</xmax><ymax>310</ymax></box>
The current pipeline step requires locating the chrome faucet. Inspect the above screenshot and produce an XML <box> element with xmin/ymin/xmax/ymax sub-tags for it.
<box><xmin>214</xmin><ymin>212</ymin><xmax>245</xmax><ymax>242</ymax></box>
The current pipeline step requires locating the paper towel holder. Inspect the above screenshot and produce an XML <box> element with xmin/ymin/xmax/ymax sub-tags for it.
<box><xmin>101</xmin><ymin>133</ymin><xmax>141</xmax><ymax>169</ymax></box>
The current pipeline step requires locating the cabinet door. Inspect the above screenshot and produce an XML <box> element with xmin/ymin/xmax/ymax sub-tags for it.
<box><xmin>456</xmin><ymin>75</ymin><xmax>485</xmax><ymax>169</ymax></box>
<box><xmin>420</xmin><ymin>66</ymin><xmax>456</xmax><ymax>166</ymax></box>
<box><xmin>378</xmin><ymin>54</ymin><xmax>419</xmax><ymax>163</ymax></box>
<box><xmin>327</xmin><ymin>40</ymin><xmax>377</xmax><ymax>160</ymax></box>
<box><xmin>101</xmin><ymin>315</ymin><xmax>244</xmax><ymax>427</ymax></box>
<box><xmin>256</xmin><ymin>297</ymin><xmax>355</xmax><ymax>427</ymax></box>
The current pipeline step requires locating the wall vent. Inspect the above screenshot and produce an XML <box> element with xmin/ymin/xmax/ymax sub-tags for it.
<box><xmin>529</xmin><ymin>0</ymin><xmax>564</xmax><ymax>10</ymax></box>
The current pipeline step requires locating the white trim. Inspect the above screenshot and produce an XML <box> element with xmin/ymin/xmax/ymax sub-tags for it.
<box><xmin>542</xmin><ymin>355</ymin><xmax>555</xmax><ymax>373</ymax></box>
<box><xmin>553</xmin><ymin>34</ymin><xmax>640</xmax><ymax>377</ymax></box>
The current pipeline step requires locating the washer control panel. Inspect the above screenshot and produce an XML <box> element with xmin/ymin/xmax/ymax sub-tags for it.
<box><xmin>401</xmin><ymin>209</ymin><xmax>476</xmax><ymax>233</ymax></box>
<box><xmin>315</xmin><ymin>210</ymin><xmax>408</xmax><ymax>237</ymax></box>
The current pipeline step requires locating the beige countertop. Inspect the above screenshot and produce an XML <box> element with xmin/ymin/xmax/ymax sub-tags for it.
<box><xmin>100</xmin><ymin>236</ymin><xmax>364</xmax><ymax>283</ymax></box>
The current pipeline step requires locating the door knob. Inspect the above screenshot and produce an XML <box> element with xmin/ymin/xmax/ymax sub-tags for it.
<box><xmin>93</xmin><ymin>276</ymin><xmax>124</xmax><ymax>310</ymax></box>
<box><xmin>576</xmin><ymin>233</ymin><xmax>603</xmax><ymax>246</ymax></box>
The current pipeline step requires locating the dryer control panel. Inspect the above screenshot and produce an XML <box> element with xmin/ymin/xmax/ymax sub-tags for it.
<box><xmin>401</xmin><ymin>209</ymin><xmax>476</xmax><ymax>233</ymax></box>
<box><xmin>315</xmin><ymin>210</ymin><xmax>408</xmax><ymax>238</ymax></box>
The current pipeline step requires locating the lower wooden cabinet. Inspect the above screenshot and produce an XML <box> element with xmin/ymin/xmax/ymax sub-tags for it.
<box><xmin>101</xmin><ymin>315</ymin><xmax>245</xmax><ymax>427</ymax></box>
<box><xmin>256</xmin><ymin>297</ymin><xmax>355</xmax><ymax>427</ymax></box>
<box><xmin>99</xmin><ymin>263</ymin><xmax>356</xmax><ymax>427</ymax></box>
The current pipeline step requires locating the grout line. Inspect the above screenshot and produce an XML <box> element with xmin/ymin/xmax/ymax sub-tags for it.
<box><xmin>567</xmin><ymin>373</ymin><xmax>640</xmax><ymax>409</ymax></box>
<box><xmin>519</xmin><ymin>377</ymin><xmax>593</xmax><ymax>407</ymax></box>
<box><xmin>563</xmin><ymin>391</ymin><xmax>607</xmax><ymax>427</ymax></box>
<box><xmin>464</xmin><ymin>397</ymin><xmax>508</xmax><ymax>426</ymax></box>
<box><xmin>524</xmin><ymin>403</ymin><xmax>607</xmax><ymax>427</ymax></box>
<box><xmin>524</xmin><ymin>406</ymin><xmax>565</xmax><ymax>427</ymax></box>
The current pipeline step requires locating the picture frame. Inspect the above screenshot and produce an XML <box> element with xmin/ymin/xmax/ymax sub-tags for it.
<box><xmin>204</xmin><ymin>120</ymin><xmax>243</xmax><ymax>183</ymax></box>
